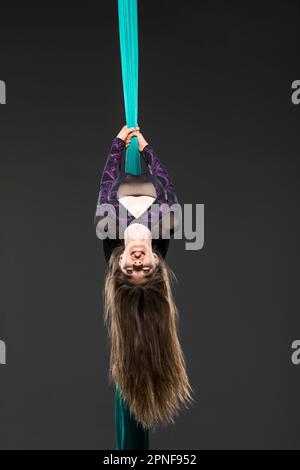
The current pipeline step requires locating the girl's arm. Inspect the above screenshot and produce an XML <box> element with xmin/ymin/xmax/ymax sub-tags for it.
<box><xmin>94</xmin><ymin>126</ymin><xmax>137</xmax><ymax>228</ymax></box>
<box><xmin>132</xmin><ymin>131</ymin><xmax>180</xmax><ymax>236</ymax></box>
<box><xmin>94</xmin><ymin>137</ymin><xmax>124</xmax><ymax>235</ymax></box>
<box><xmin>141</xmin><ymin>143</ymin><xmax>178</xmax><ymax>205</ymax></box>
<box><xmin>95</xmin><ymin>136</ymin><xmax>124</xmax><ymax>208</ymax></box>
<box><xmin>126</xmin><ymin>129</ymin><xmax>178</xmax><ymax>205</ymax></box>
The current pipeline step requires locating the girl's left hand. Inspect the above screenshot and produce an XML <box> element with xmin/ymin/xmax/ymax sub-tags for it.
<box><xmin>117</xmin><ymin>125</ymin><xmax>139</xmax><ymax>142</ymax></box>
<box><xmin>125</xmin><ymin>127</ymin><xmax>148</xmax><ymax>151</ymax></box>
<box><xmin>125</xmin><ymin>126</ymin><xmax>140</xmax><ymax>148</ymax></box>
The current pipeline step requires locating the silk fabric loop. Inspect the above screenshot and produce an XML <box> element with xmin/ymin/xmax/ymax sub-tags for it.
<box><xmin>118</xmin><ymin>0</ymin><xmax>141</xmax><ymax>175</ymax></box>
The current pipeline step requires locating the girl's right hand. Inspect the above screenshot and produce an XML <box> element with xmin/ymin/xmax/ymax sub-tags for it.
<box><xmin>125</xmin><ymin>127</ymin><xmax>149</xmax><ymax>152</ymax></box>
<box><xmin>117</xmin><ymin>125</ymin><xmax>138</xmax><ymax>142</ymax></box>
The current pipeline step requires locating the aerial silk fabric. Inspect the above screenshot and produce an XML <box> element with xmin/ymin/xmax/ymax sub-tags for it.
<box><xmin>118</xmin><ymin>0</ymin><xmax>141</xmax><ymax>175</ymax></box>
<box><xmin>115</xmin><ymin>384</ymin><xmax>149</xmax><ymax>450</ymax></box>
<box><xmin>116</xmin><ymin>0</ymin><xmax>148</xmax><ymax>450</ymax></box>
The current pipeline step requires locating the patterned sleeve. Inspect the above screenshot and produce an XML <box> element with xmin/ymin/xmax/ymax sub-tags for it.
<box><xmin>95</xmin><ymin>137</ymin><xmax>125</xmax><ymax>209</ymax></box>
<box><xmin>141</xmin><ymin>144</ymin><xmax>178</xmax><ymax>205</ymax></box>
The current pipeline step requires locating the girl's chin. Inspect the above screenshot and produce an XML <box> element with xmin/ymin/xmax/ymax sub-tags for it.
<box><xmin>125</xmin><ymin>224</ymin><xmax>152</xmax><ymax>240</ymax></box>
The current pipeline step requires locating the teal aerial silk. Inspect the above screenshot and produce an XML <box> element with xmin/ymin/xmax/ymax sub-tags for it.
<box><xmin>118</xmin><ymin>0</ymin><xmax>141</xmax><ymax>175</ymax></box>
<box><xmin>116</xmin><ymin>0</ymin><xmax>149</xmax><ymax>450</ymax></box>
<box><xmin>115</xmin><ymin>384</ymin><xmax>149</xmax><ymax>450</ymax></box>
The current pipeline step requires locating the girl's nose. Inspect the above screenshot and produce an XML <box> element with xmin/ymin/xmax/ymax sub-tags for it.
<box><xmin>133</xmin><ymin>260</ymin><xmax>142</xmax><ymax>266</ymax></box>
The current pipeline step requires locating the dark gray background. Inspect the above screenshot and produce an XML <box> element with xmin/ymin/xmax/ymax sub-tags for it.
<box><xmin>0</xmin><ymin>0</ymin><xmax>299</xmax><ymax>450</ymax></box>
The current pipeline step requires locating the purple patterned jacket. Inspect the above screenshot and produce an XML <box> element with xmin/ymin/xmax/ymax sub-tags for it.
<box><xmin>94</xmin><ymin>137</ymin><xmax>178</xmax><ymax>232</ymax></box>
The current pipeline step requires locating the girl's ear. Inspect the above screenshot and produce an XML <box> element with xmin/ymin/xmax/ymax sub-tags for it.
<box><xmin>119</xmin><ymin>254</ymin><xmax>123</xmax><ymax>266</ymax></box>
<box><xmin>153</xmin><ymin>252</ymin><xmax>159</xmax><ymax>265</ymax></box>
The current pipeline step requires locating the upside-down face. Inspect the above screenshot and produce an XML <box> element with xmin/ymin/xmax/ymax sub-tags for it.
<box><xmin>118</xmin><ymin>242</ymin><xmax>159</xmax><ymax>284</ymax></box>
<box><xmin>119</xmin><ymin>223</ymin><xmax>159</xmax><ymax>284</ymax></box>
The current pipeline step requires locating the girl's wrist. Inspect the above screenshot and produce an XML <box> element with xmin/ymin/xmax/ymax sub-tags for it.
<box><xmin>139</xmin><ymin>140</ymin><xmax>149</xmax><ymax>152</ymax></box>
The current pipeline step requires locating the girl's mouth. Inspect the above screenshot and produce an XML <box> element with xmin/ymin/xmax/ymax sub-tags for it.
<box><xmin>131</xmin><ymin>250</ymin><xmax>145</xmax><ymax>258</ymax></box>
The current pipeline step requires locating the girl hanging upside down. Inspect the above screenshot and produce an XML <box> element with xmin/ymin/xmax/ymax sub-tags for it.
<box><xmin>94</xmin><ymin>125</ymin><xmax>193</xmax><ymax>450</ymax></box>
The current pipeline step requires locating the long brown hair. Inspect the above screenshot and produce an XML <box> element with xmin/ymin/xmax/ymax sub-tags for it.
<box><xmin>104</xmin><ymin>246</ymin><xmax>193</xmax><ymax>429</ymax></box>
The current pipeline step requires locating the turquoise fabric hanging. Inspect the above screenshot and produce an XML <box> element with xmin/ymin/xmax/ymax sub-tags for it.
<box><xmin>118</xmin><ymin>0</ymin><xmax>141</xmax><ymax>175</ymax></box>
<box><xmin>115</xmin><ymin>384</ymin><xmax>149</xmax><ymax>450</ymax></box>
<box><xmin>115</xmin><ymin>0</ymin><xmax>149</xmax><ymax>450</ymax></box>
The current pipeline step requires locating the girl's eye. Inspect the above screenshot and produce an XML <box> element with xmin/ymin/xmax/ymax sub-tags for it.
<box><xmin>143</xmin><ymin>268</ymin><xmax>150</xmax><ymax>273</ymax></box>
<box><xmin>126</xmin><ymin>269</ymin><xmax>133</xmax><ymax>275</ymax></box>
